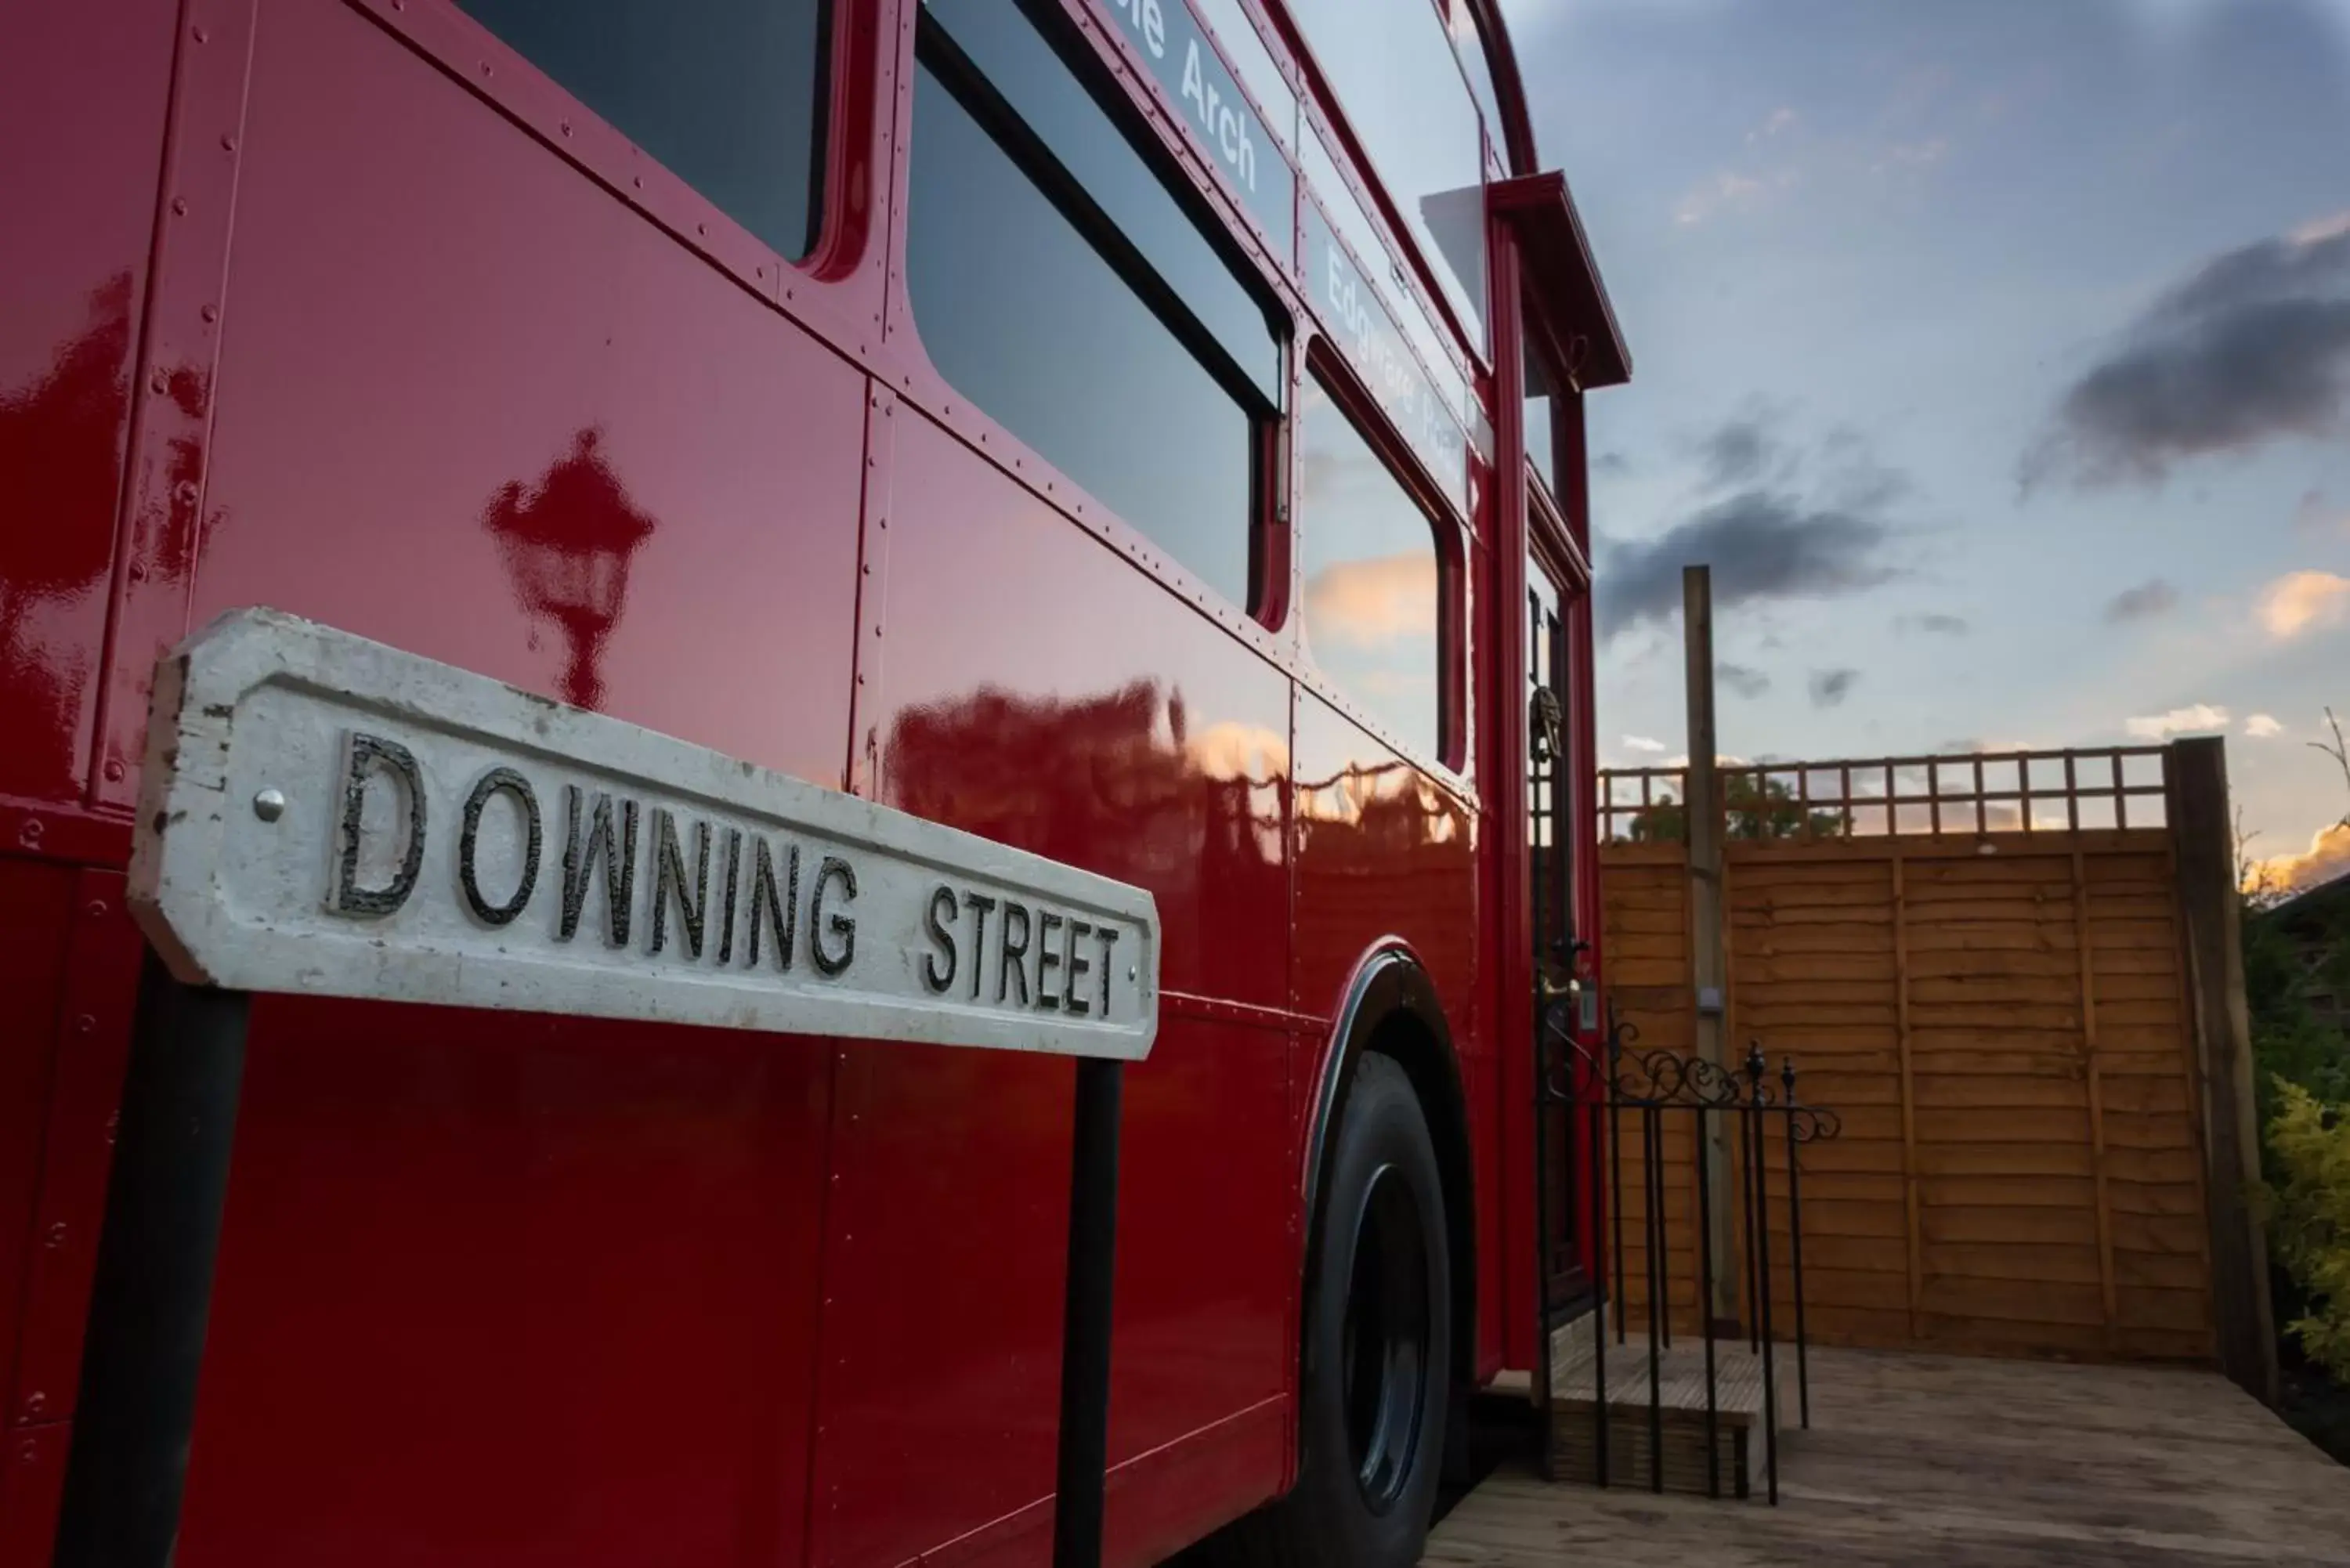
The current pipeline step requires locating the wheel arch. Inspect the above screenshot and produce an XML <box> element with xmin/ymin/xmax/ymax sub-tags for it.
<box><xmin>1299</xmin><ymin>944</ymin><xmax>1477</xmax><ymax>1417</ymax></box>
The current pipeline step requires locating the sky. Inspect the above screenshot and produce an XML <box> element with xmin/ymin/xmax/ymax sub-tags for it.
<box><xmin>1498</xmin><ymin>0</ymin><xmax>2350</xmax><ymax>890</ymax></box>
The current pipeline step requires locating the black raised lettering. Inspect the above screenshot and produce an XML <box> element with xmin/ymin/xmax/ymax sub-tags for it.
<box><xmin>1036</xmin><ymin>911</ymin><xmax>1064</xmax><ymax>1011</ymax></box>
<box><xmin>717</xmin><ymin>829</ymin><xmax>742</xmax><ymax>964</ymax></box>
<box><xmin>648</xmin><ymin>809</ymin><xmax>711</xmax><ymax>959</ymax></box>
<box><xmin>457</xmin><ymin>766</ymin><xmax>540</xmax><ymax>927</ymax></box>
<box><xmin>1065</xmin><ymin>919</ymin><xmax>1091</xmax><ymax>1015</ymax></box>
<box><xmin>923</xmin><ymin>884</ymin><xmax>960</xmax><ymax>993</ymax></box>
<box><xmin>559</xmin><ymin>786</ymin><xmax>638</xmax><ymax>946</ymax></box>
<box><xmin>812</xmin><ymin>856</ymin><xmax>857</xmax><ymax>977</ymax></box>
<box><xmin>963</xmin><ymin>891</ymin><xmax>996</xmax><ymax>1000</ymax></box>
<box><xmin>1095</xmin><ymin>927</ymin><xmax>1120</xmax><ymax>1016</ymax></box>
<box><xmin>331</xmin><ymin>732</ymin><xmax>427</xmax><ymax>919</ymax></box>
<box><xmin>999</xmin><ymin>901</ymin><xmax>1031</xmax><ymax>1005</ymax></box>
<box><xmin>747</xmin><ymin>837</ymin><xmax>800</xmax><ymax>971</ymax></box>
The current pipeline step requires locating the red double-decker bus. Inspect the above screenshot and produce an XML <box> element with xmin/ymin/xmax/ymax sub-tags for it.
<box><xmin>0</xmin><ymin>0</ymin><xmax>1626</xmax><ymax>1562</ymax></box>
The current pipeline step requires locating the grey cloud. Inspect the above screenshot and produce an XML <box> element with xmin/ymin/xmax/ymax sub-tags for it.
<box><xmin>2103</xmin><ymin>578</ymin><xmax>2179</xmax><ymax>623</ymax></box>
<box><xmin>1813</xmin><ymin>422</ymin><xmax>1919</xmax><ymax>515</ymax></box>
<box><xmin>1827</xmin><ymin>464</ymin><xmax>1911</xmax><ymax>514</ymax></box>
<box><xmin>2024</xmin><ymin>220</ymin><xmax>2350</xmax><ymax>487</ymax></box>
<box><xmin>1700</xmin><ymin>418</ymin><xmax>1773</xmax><ymax>489</ymax></box>
<box><xmin>1896</xmin><ymin>612</ymin><xmax>1970</xmax><ymax>636</ymax></box>
<box><xmin>1718</xmin><ymin>662</ymin><xmax>1771</xmax><ymax>699</ymax></box>
<box><xmin>1810</xmin><ymin>668</ymin><xmax>1860</xmax><ymax>707</ymax></box>
<box><xmin>1596</xmin><ymin>490</ymin><xmax>1900</xmax><ymax>638</ymax></box>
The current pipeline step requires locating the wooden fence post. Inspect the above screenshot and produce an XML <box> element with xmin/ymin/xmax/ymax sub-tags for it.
<box><xmin>1683</xmin><ymin>565</ymin><xmax>1737</xmax><ymax>1330</ymax></box>
<box><xmin>2166</xmin><ymin>736</ymin><xmax>2280</xmax><ymax>1406</ymax></box>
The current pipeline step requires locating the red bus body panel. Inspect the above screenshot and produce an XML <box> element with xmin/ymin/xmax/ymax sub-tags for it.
<box><xmin>0</xmin><ymin>1</ymin><xmax>1617</xmax><ymax>1563</ymax></box>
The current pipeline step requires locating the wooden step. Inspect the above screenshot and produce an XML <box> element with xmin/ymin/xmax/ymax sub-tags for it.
<box><xmin>1541</xmin><ymin>1317</ymin><xmax>1791</xmax><ymax>1498</ymax></box>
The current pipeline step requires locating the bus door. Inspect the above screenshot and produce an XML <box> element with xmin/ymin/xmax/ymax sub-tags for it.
<box><xmin>1528</xmin><ymin>522</ymin><xmax>1596</xmax><ymax>1321</ymax></box>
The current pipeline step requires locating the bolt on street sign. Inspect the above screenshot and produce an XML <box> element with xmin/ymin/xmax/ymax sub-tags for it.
<box><xmin>128</xmin><ymin>610</ymin><xmax>1160</xmax><ymax>1060</ymax></box>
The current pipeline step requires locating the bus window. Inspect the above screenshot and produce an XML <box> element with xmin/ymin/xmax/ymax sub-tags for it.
<box><xmin>1448</xmin><ymin>2</ymin><xmax>1506</xmax><ymax>156</ymax></box>
<box><xmin>911</xmin><ymin>0</ymin><xmax>1285</xmax><ymax>612</ymax></box>
<box><xmin>1298</xmin><ymin>371</ymin><xmax>1445</xmax><ymax>761</ymax></box>
<box><xmin>1524</xmin><ymin>320</ymin><xmax>1562</xmax><ymax>500</ymax></box>
<box><xmin>1286</xmin><ymin>0</ymin><xmax>1488</xmax><ymax>355</ymax></box>
<box><xmin>1191</xmin><ymin>0</ymin><xmax>1299</xmax><ymax>154</ymax></box>
<box><xmin>456</xmin><ymin>0</ymin><xmax>830</xmax><ymax>260</ymax></box>
<box><xmin>1303</xmin><ymin>199</ymin><xmax>1469</xmax><ymax>515</ymax></box>
<box><xmin>1301</xmin><ymin>124</ymin><xmax>1471</xmax><ymax>434</ymax></box>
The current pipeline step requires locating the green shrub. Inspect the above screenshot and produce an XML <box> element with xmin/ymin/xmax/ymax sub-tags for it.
<box><xmin>2269</xmin><ymin>1078</ymin><xmax>2350</xmax><ymax>1380</ymax></box>
<box><xmin>2245</xmin><ymin>910</ymin><xmax>2350</xmax><ymax>1118</ymax></box>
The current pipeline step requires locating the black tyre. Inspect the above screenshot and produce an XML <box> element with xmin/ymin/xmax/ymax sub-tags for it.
<box><xmin>1206</xmin><ymin>1052</ymin><xmax>1452</xmax><ymax>1567</ymax></box>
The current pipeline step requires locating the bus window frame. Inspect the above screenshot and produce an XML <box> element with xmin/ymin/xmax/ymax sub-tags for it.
<box><xmin>1296</xmin><ymin>338</ymin><xmax>1470</xmax><ymax>776</ymax></box>
<box><xmin>353</xmin><ymin>0</ymin><xmax>893</xmax><ymax>359</ymax></box>
<box><xmin>1279</xmin><ymin>13</ymin><xmax>1491</xmax><ymax>378</ymax></box>
<box><xmin>1295</xmin><ymin>92</ymin><xmax>1478</xmax><ymax>403</ymax></box>
<box><xmin>1300</xmin><ymin>122</ymin><xmax>1476</xmax><ymax>451</ymax></box>
<box><xmin>1087</xmin><ymin>0</ymin><xmax>1306</xmax><ymax>276</ymax></box>
<box><xmin>891</xmin><ymin>0</ymin><xmax>1290</xmax><ymax>623</ymax></box>
<box><xmin>1300</xmin><ymin>191</ymin><xmax>1473</xmax><ymax>525</ymax></box>
<box><xmin>1527</xmin><ymin>455</ymin><xmax>1588</xmax><ymax>596</ymax></box>
<box><xmin>880</xmin><ymin>2</ymin><xmax>1307</xmax><ymax>650</ymax></box>
<box><xmin>886</xmin><ymin>0</ymin><xmax>1479</xmax><ymax>794</ymax></box>
<box><xmin>1520</xmin><ymin>292</ymin><xmax>1589</xmax><ymax>552</ymax></box>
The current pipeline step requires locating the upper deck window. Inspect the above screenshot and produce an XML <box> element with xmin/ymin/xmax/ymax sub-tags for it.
<box><xmin>456</xmin><ymin>0</ymin><xmax>830</xmax><ymax>259</ymax></box>
<box><xmin>1448</xmin><ymin>4</ymin><xmax>1506</xmax><ymax>159</ymax></box>
<box><xmin>1091</xmin><ymin>0</ymin><xmax>1298</xmax><ymax>247</ymax></box>
<box><xmin>1190</xmin><ymin>0</ymin><xmax>1299</xmax><ymax>152</ymax></box>
<box><xmin>1524</xmin><ymin>319</ymin><xmax>1562</xmax><ymax>499</ymax></box>
<box><xmin>1301</xmin><ymin>125</ymin><xmax>1470</xmax><ymax>436</ymax></box>
<box><xmin>1303</xmin><ymin>201</ymin><xmax>1468</xmax><ymax>515</ymax></box>
<box><xmin>909</xmin><ymin>0</ymin><xmax>1285</xmax><ymax>612</ymax></box>
<box><xmin>1287</xmin><ymin>0</ymin><xmax>1489</xmax><ymax>355</ymax></box>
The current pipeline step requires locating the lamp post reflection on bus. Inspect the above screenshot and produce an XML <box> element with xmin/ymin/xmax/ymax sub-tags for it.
<box><xmin>484</xmin><ymin>428</ymin><xmax>657</xmax><ymax>712</ymax></box>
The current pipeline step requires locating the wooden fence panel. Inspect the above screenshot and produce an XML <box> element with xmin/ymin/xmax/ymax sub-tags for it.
<box><xmin>1598</xmin><ymin>810</ymin><xmax>2216</xmax><ymax>1364</ymax></box>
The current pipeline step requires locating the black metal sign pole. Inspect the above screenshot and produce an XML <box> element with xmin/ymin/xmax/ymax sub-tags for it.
<box><xmin>1052</xmin><ymin>1054</ymin><xmax>1124</xmax><ymax>1568</ymax></box>
<box><xmin>52</xmin><ymin>950</ymin><xmax>251</xmax><ymax>1568</ymax></box>
<box><xmin>57</xmin><ymin>970</ymin><xmax>1133</xmax><ymax>1568</ymax></box>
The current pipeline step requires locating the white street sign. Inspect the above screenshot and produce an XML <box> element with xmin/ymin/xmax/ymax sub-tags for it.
<box><xmin>128</xmin><ymin>610</ymin><xmax>1160</xmax><ymax>1060</ymax></box>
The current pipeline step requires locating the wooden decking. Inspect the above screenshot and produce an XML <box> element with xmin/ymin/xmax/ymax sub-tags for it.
<box><xmin>1428</xmin><ymin>1345</ymin><xmax>2350</xmax><ymax>1566</ymax></box>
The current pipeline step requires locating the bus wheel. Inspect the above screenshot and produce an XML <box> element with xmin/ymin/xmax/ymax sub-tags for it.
<box><xmin>1217</xmin><ymin>1052</ymin><xmax>1452</xmax><ymax>1566</ymax></box>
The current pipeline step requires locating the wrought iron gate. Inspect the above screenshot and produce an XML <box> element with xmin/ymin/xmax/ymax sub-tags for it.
<box><xmin>1535</xmin><ymin>1008</ymin><xmax>1842</xmax><ymax>1503</ymax></box>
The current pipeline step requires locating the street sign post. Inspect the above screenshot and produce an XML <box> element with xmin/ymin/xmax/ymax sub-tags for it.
<box><xmin>53</xmin><ymin>609</ymin><xmax>1159</xmax><ymax>1568</ymax></box>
